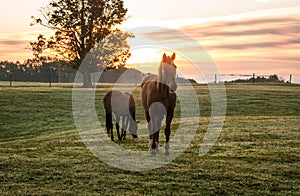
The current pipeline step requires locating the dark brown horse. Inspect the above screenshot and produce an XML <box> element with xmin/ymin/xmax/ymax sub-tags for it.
<box><xmin>141</xmin><ymin>53</ymin><xmax>177</xmax><ymax>155</ymax></box>
<box><xmin>103</xmin><ymin>91</ymin><xmax>138</xmax><ymax>141</ymax></box>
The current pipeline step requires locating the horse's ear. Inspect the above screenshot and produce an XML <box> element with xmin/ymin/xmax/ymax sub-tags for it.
<box><xmin>171</xmin><ymin>52</ymin><xmax>176</xmax><ymax>61</ymax></box>
<box><xmin>162</xmin><ymin>53</ymin><xmax>167</xmax><ymax>61</ymax></box>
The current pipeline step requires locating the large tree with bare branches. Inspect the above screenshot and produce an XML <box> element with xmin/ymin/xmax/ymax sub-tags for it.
<box><xmin>31</xmin><ymin>0</ymin><xmax>132</xmax><ymax>87</ymax></box>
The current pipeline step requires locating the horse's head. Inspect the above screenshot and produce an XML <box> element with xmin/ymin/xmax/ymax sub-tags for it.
<box><xmin>129</xmin><ymin>120</ymin><xmax>138</xmax><ymax>139</ymax></box>
<box><xmin>158</xmin><ymin>53</ymin><xmax>177</xmax><ymax>92</ymax></box>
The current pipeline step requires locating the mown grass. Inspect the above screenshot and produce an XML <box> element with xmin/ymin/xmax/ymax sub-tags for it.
<box><xmin>0</xmin><ymin>82</ymin><xmax>299</xmax><ymax>195</ymax></box>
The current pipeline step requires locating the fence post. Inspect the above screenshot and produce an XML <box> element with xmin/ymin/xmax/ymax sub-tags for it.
<box><xmin>9</xmin><ymin>72</ymin><xmax>12</xmax><ymax>87</ymax></box>
<box><xmin>49</xmin><ymin>72</ymin><xmax>52</xmax><ymax>87</ymax></box>
<box><xmin>58</xmin><ymin>67</ymin><xmax>61</xmax><ymax>83</ymax></box>
<box><xmin>253</xmin><ymin>73</ymin><xmax>255</xmax><ymax>84</ymax></box>
<box><xmin>214</xmin><ymin>74</ymin><xmax>217</xmax><ymax>84</ymax></box>
<box><xmin>289</xmin><ymin>74</ymin><xmax>292</xmax><ymax>84</ymax></box>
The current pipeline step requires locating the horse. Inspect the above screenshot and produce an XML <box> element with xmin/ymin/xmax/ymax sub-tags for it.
<box><xmin>141</xmin><ymin>53</ymin><xmax>177</xmax><ymax>155</ymax></box>
<box><xmin>103</xmin><ymin>90</ymin><xmax>138</xmax><ymax>141</ymax></box>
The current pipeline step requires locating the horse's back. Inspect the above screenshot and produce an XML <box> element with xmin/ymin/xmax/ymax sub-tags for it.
<box><xmin>104</xmin><ymin>90</ymin><xmax>134</xmax><ymax>116</ymax></box>
<box><xmin>141</xmin><ymin>75</ymin><xmax>157</xmax><ymax>87</ymax></box>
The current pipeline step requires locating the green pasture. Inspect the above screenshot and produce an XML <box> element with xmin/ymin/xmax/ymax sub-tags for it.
<box><xmin>0</xmin><ymin>82</ymin><xmax>299</xmax><ymax>195</ymax></box>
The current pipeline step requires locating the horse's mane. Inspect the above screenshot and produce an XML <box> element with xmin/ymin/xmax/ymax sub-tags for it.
<box><xmin>157</xmin><ymin>62</ymin><xmax>169</xmax><ymax>97</ymax></box>
<box><xmin>141</xmin><ymin>74</ymin><xmax>157</xmax><ymax>87</ymax></box>
<box><xmin>140</xmin><ymin>72</ymin><xmax>169</xmax><ymax>98</ymax></box>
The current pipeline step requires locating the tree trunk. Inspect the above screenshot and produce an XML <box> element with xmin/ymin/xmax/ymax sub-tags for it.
<box><xmin>83</xmin><ymin>71</ymin><xmax>93</xmax><ymax>88</ymax></box>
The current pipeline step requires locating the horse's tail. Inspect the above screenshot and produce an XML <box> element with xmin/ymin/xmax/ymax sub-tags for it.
<box><xmin>130</xmin><ymin>110</ymin><xmax>138</xmax><ymax>138</ymax></box>
<box><xmin>103</xmin><ymin>91</ymin><xmax>112</xmax><ymax>134</ymax></box>
<box><xmin>129</xmin><ymin>94</ymin><xmax>138</xmax><ymax>138</ymax></box>
<box><xmin>132</xmin><ymin>109</ymin><xmax>136</xmax><ymax>121</ymax></box>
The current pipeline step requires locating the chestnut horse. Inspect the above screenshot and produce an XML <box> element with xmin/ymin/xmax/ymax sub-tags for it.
<box><xmin>141</xmin><ymin>53</ymin><xmax>177</xmax><ymax>155</ymax></box>
<box><xmin>103</xmin><ymin>91</ymin><xmax>138</xmax><ymax>141</ymax></box>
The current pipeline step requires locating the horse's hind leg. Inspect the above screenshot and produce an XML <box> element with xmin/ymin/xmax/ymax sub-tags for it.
<box><xmin>145</xmin><ymin>110</ymin><xmax>150</xmax><ymax>123</ymax></box>
<box><xmin>146</xmin><ymin>111</ymin><xmax>154</xmax><ymax>146</ymax></box>
<box><xmin>121</xmin><ymin>116</ymin><xmax>128</xmax><ymax>140</ymax></box>
<box><xmin>165</xmin><ymin>109</ymin><xmax>174</xmax><ymax>155</ymax></box>
<box><xmin>150</xmin><ymin>124</ymin><xmax>161</xmax><ymax>154</ymax></box>
<box><xmin>106</xmin><ymin>112</ymin><xmax>114</xmax><ymax>141</ymax></box>
<box><xmin>115</xmin><ymin>115</ymin><xmax>122</xmax><ymax>141</ymax></box>
<box><xmin>154</xmin><ymin>131</ymin><xmax>160</xmax><ymax>149</ymax></box>
<box><xmin>149</xmin><ymin>133</ymin><xmax>158</xmax><ymax>155</ymax></box>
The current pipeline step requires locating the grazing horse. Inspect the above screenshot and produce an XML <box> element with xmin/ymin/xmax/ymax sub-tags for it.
<box><xmin>103</xmin><ymin>91</ymin><xmax>138</xmax><ymax>141</ymax></box>
<box><xmin>141</xmin><ymin>53</ymin><xmax>177</xmax><ymax>155</ymax></box>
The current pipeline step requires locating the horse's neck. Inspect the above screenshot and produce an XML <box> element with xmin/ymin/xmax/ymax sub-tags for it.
<box><xmin>142</xmin><ymin>70</ymin><xmax>170</xmax><ymax>98</ymax></box>
<box><xmin>157</xmin><ymin>72</ymin><xmax>169</xmax><ymax>98</ymax></box>
<box><xmin>158</xmin><ymin>82</ymin><xmax>170</xmax><ymax>98</ymax></box>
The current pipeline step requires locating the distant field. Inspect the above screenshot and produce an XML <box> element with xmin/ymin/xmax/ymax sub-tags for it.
<box><xmin>0</xmin><ymin>82</ymin><xmax>299</xmax><ymax>195</ymax></box>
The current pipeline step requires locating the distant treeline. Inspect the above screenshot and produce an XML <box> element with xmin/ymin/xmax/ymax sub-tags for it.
<box><xmin>0</xmin><ymin>60</ymin><xmax>143</xmax><ymax>83</ymax></box>
<box><xmin>0</xmin><ymin>60</ymin><xmax>286</xmax><ymax>85</ymax></box>
<box><xmin>0</xmin><ymin>60</ymin><xmax>198</xmax><ymax>84</ymax></box>
<box><xmin>228</xmin><ymin>74</ymin><xmax>285</xmax><ymax>83</ymax></box>
<box><xmin>0</xmin><ymin>60</ymin><xmax>76</xmax><ymax>83</ymax></box>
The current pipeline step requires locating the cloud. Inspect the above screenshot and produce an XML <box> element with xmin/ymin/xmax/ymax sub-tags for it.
<box><xmin>186</xmin><ymin>13</ymin><xmax>300</xmax><ymax>58</ymax></box>
<box><xmin>180</xmin><ymin>14</ymin><xmax>300</xmax><ymax>37</ymax></box>
<box><xmin>0</xmin><ymin>31</ymin><xmax>50</xmax><ymax>61</ymax></box>
<box><xmin>256</xmin><ymin>0</ymin><xmax>270</xmax><ymax>3</ymax></box>
<box><xmin>205</xmin><ymin>36</ymin><xmax>300</xmax><ymax>50</ymax></box>
<box><xmin>141</xmin><ymin>29</ymin><xmax>190</xmax><ymax>42</ymax></box>
<box><xmin>0</xmin><ymin>41</ymin><xmax>27</xmax><ymax>62</ymax></box>
<box><xmin>140</xmin><ymin>13</ymin><xmax>300</xmax><ymax>49</ymax></box>
<box><xmin>137</xmin><ymin>8</ymin><xmax>300</xmax><ymax>75</ymax></box>
<box><xmin>0</xmin><ymin>38</ymin><xmax>30</xmax><ymax>61</ymax></box>
<box><xmin>0</xmin><ymin>40</ymin><xmax>27</xmax><ymax>46</ymax></box>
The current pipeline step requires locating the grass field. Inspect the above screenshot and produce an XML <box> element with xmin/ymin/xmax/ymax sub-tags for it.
<box><xmin>0</xmin><ymin>82</ymin><xmax>299</xmax><ymax>195</ymax></box>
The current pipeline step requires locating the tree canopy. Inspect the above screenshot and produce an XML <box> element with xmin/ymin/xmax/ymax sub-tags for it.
<box><xmin>31</xmin><ymin>0</ymin><xmax>133</xmax><ymax>87</ymax></box>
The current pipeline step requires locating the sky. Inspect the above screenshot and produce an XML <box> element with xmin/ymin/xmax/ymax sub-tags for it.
<box><xmin>0</xmin><ymin>0</ymin><xmax>300</xmax><ymax>80</ymax></box>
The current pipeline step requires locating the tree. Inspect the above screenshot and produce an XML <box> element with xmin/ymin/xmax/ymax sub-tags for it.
<box><xmin>31</xmin><ymin>0</ymin><xmax>132</xmax><ymax>87</ymax></box>
<box><xmin>30</xmin><ymin>34</ymin><xmax>47</xmax><ymax>60</ymax></box>
<box><xmin>268</xmin><ymin>74</ymin><xmax>281</xmax><ymax>82</ymax></box>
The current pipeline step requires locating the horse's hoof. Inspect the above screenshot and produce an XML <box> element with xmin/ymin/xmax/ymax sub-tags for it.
<box><xmin>150</xmin><ymin>149</ymin><xmax>157</xmax><ymax>156</ymax></box>
<box><xmin>164</xmin><ymin>151</ymin><xmax>170</xmax><ymax>156</ymax></box>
